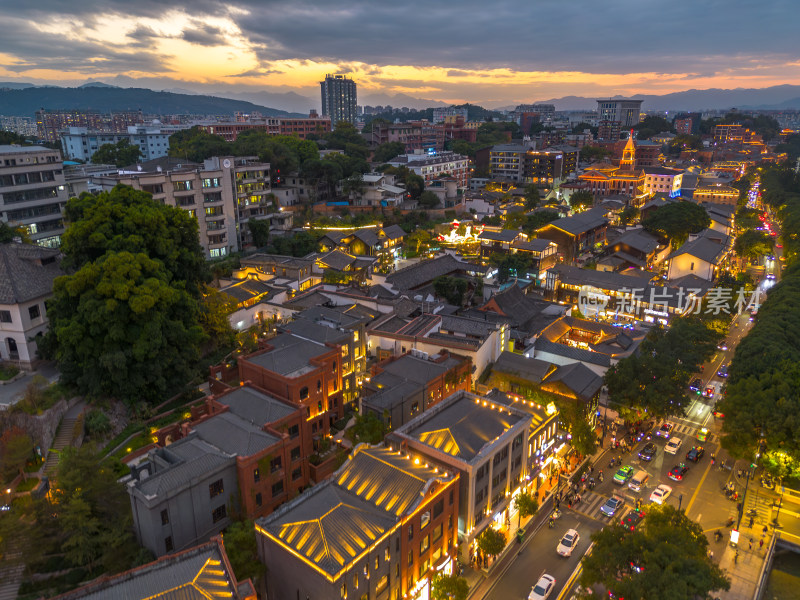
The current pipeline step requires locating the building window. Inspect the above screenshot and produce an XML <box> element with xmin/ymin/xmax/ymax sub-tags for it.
<box><xmin>408</xmin><ymin>524</ymin><xmax>413</xmax><ymax>540</ymax></box>
<box><xmin>272</xmin><ymin>481</ymin><xmax>284</xmax><ymax>497</ymax></box>
<box><xmin>0</xmin><ymin>311</ymin><xmax>11</xmax><ymax>323</ymax></box>
<box><xmin>420</xmin><ymin>535</ymin><xmax>429</xmax><ymax>554</ymax></box>
<box><xmin>209</xmin><ymin>479</ymin><xmax>224</xmax><ymax>498</ymax></box>
<box><xmin>375</xmin><ymin>556</ymin><xmax>379</xmax><ymax>570</ymax></box>
<box><xmin>288</xmin><ymin>424</ymin><xmax>299</xmax><ymax>439</ymax></box>
<box><xmin>408</xmin><ymin>550</ymin><xmax>413</xmax><ymax>566</ymax></box>
<box><xmin>291</xmin><ymin>446</ymin><xmax>301</xmax><ymax>461</ymax></box>
<box><xmin>292</xmin><ymin>467</ymin><xmax>302</xmax><ymax>481</ymax></box>
<box><xmin>300</xmin><ymin>386</ymin><xmax>309</xmax><ymax>400</ymax></box>
<box><xmin>165</xmin><ymin>536</ymin><xmax>173</xmax><ymax>553</ymax></box>
<box><xmin>449</xmin><ymin>489</ymin><xmax>454</xmax><ymax>505</ymax></box>
<box><xmin>376</xmin><ymin>574</ymin><xmax>389</xmax><ymax>594</ymax></box>
<box><xmin>254</xmin><ymin>468</ymin><xmax>260</xmax><ymax>483</ymax></box>
<box><xmin>353</xmin><ymin>573</ymin><xmax>358</xmax><ymax>589</ymax></box>
<box><xmin>271</xmin><ymin>456</ymin><xmax>282</xmax><ymax>472</ymax></box>
<box><xmin>433</xmin><ymin>499</ymin><xmax>444</xmax><ymax>519</ymax></box>
<box><xmin>421</xmin><ymin>511</ymin><xmax>430</xmax><ymax>529</ymax></box>
<box><xmin>385</xmin><ymin>547</ymin><xmax>390</xmax><ymax>562</ymax></box>
<box><xmin>255</xmin><ymin>492</ymin><xmax>262</xmax><ymax>506</ymax></box>
<box><xmin>212</xmin><ymin>505</ymin><xmax>227</xmax><ymax>523</ymax></box>
<box><xmin>432</xmin><ymin>523</ymin><xmax>443</xmax><ymax>544</ymax></box>
<box><xmin>411</xmin><ymin>402</ymin><xmax>419</xmax><ymax>415</ymax></box>
<box><xmin>28</xmin><ymin>304</ymin><xmax>41</xmax><ymax>320</ymax></box>
<box><xmin>160</xmin><ymin>509</ymin><xmax>169</xmax><ymax>525</ymax></box>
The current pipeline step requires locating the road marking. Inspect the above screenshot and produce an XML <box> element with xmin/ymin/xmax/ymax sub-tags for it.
<box><xmin>557</xmin><ymin>542</ymin><xmax>593</xmax><ymax>600</ymax></box>
<box><xmin>685</xmin><ymin>456</ymin><xmax>713</xmax><ymax>514</ymax></box>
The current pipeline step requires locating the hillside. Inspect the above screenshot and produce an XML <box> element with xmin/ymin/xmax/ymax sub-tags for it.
<box><xmin>0</xmin><ymin>86</ymin><xmax>304</xmax><ymax>118</ymax></box>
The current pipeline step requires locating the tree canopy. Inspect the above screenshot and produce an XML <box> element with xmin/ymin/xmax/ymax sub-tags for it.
<box><xmin>44</xmin><ymin>186</ymin><xmax>208</xmax><ymax>404</ymax></box>
<box><xmin>734</xmin><ymin>229</ymin><xmax>773</xmax><ymax>259</ymax></box>
<box><xmin>579</xmin><ymin>504</ymin><xmax>729</xmax><ymax>599</ymax></box>
<box><xmin>91</xmin><ymin>139</ymin><xmax>142</xmax><ymax>167</ymax></box>
<box><xmin>431</xmin><ymin>572</ymin><xmax>469</xmax><ymax>600</ymax></box>
<box><xmin>568</xmin><ymin>190</ymin><xmax>595</xmax><ymax>212</ymax></box>
<box><xmin>642</xmin><ymin>201</ymin><xmax>711</xmax><ymax>247</ymax></box>
<box><xmin>373</xmin><ymin>141</ymin><xmax>405</xmax><ymax>163</ymax></box>
<box><xmin>476</xmin><ymin>527</ymin><xmax>506</xmax><ymax>558</ymax></box>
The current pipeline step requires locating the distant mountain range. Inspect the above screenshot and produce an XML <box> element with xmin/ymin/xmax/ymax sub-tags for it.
<box><xmin>0</xmin><ymin>84</ymin><xmax>304</xmax><ymax>118</ymax></box>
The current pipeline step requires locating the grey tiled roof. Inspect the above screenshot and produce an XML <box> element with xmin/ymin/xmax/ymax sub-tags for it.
<box><xmin>543</xmin><ymin>362</ymin><xmax>604</xmax><ymax>400</ymax></box>
<box><xmin>192</xmin><ymin>411</ymin><xmax>281</xmax><ymax>457</ymax></box>
<box><xmin>0</xmin><ymin>243</ymin><xmax>62</xmax><ymax>304</ymax></box>
<box><xmin>492</xmin><ymin>351</ymin><xmax>553</xmax><ymax>383</ymax></box>
<box><xmin>539</xmin><ymin>206</ymin><xmax>608</xmax><ymax>236</ymax></box>
<box><xmin>511</xmin><ymin>238</ymin><xmax>554</xmax><ymax>253</ymax></box>
<box><xmin>135</xmin><ymin>436</ymin><xmax>234</xmax><ymax>498</ymax></box>
<box><xmin>549</xmin><ymin>264</ymin><xmax>656</xmax><ymax>291</ymax></box>
<box><xmin>244</xmin><ymin>333</ymin><xmax>329</xmax><ymax>377</ymax></box>
<box><xmin>608</xmin><ymin>228</ymin><xmax>660</xmax><ymax>255</ymax></box>
<box><xmin>296</xmin><ymin>305</ymin><xmax>365</xmax><ymax>328</ymax></box>
<box><xmin>386</xmin><ymin>254</ymin><xmax>485</xmax><ymax>291</ymax></box>
<box><xmin>667</xmin><ymin>233</ymin><xmax>729</xmax><ymax>264</ymax></box>
<box><xmin>478</xmin><ymin>229</ymin><xmax>522</xmax><ymax>243</ymax></box>
<box><xmin>382</xmin><ymin>224</ymin><xmax>407</xmax><ymax>240</ymax></box>
<box><xmin>281</xmin><ymin>318</ymin><xmax>350</xmax><ymax>345</ymax></box>
<box><xmin>259</xmin><ymin>446</ymin><xmax>447</xmax><ymax>577</ymax></box>
<box><xmin>317</xmin><ymin>249</ymin><xmax>357</xmax><ymax>271</ymax></box>
<box><xmin>51</xmin><ymin>539</ymin><xmax>241</xmax><ymax>600</ymax></box>
<box><xmin>218</xmin><ymin>385</ymin><xmax>296</xmax><ymax>424</ymax></box>
<box><xmin>404</xmin><ymin>392</ymin><xmax>526</xmax><ymax>461</ymax></box>
<box><xmin>533</xmin><ymin>337</ymin><xmax>612</xmax><ymax>367</ymax></box>
<box><xmin>219</xmin><ymin>278</ymin><xmax>274</xmax><ymax>303</ymax></box>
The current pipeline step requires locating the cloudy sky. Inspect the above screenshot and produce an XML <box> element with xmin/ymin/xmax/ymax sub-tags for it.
<box><xmin>1</xmin><ymin>0</ymin><xmax>798</xmax><ymax>109</ymax></box>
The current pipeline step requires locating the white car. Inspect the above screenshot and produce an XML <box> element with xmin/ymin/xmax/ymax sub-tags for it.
<box><xmin>529</xmin><ymin>574</ymin><xmax>556</xmax><ymax>600</ymax></box>
<box><xmin>650</xmin><ymin>484</ymin><xmax>673</xmax><ymax>504</ymax></box>
<box><xmin>556</xmin><ymin>529</ymin><xmax>581</xmax><ymax>557</ymax></box>
<box><xmin>665</xmin><ymin>437</ymin><xmax>682</xmax><ymax>455</ymax></box>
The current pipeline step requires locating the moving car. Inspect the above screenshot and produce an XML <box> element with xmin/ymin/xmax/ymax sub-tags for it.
<box><xmin>529</xmin><ymin>574</ymin><xmax>556</xmax><ymax>600</ymax></box>
<box><xmin>650</xmin><ymin>484</ymin><xmax>672</xmax><ymax>504</ymax></box>
<box><xmin>717</xmin><ymin>364</ymin><xmax>729</xmax><ymax>378</ymax></box>
<box><xmin>665</xmin><ymin>437</ymin><xmax>682</xmax><ymax>454</ymax></box>
<box><xmin>655</xmin><ymin>422</ymin><xmax>674</xmax><ymax>438</ymax></box>
<box><xmin>767</xmin><ymin>273</ymin><xmax>776</xmax><ymax>280</ymax></box>
<box><xmin>686</xmin><ymin>446</ymin><xmax>705</xmax><ymax>462</ymax></box>
<box><xmin>613</xmin><ymin>465</ymin><xmax>635</xmax><ymax>485</ymax></box>
<box><xmin>638</xmin><ymin>442</ymin><xmax>657</xmax><ymax>462</ymax></box>
<box><xmin>556</xmin><ymin>529</ymin><xmax>581</xmax><ymax>557</ymax></box>
<box><xmin>689</xmin><ymin>378</ymin><xmax>702</xmax><ymax>392</ymax></box>
<box><xmin>600</xmin><ymin>495</ymin><xmax>625</xmax><ymax>517</ymax></box>
<box><xmin>697</xmin><ymin>427</ymin><xmax>709</xmax><ymax>442</ymax></box>
<box><xmin>713</xmin><ymin>403</ymin><xmax>725</xmax><ymax>419</ymax></box>
<box><xmin>668</xmin><ymin>463</ymin><xmax>690</xmax><ymax>481</ymax></box>
<box><xmin>702</xmin><ymin>385</ymin><xmax>715</xmax><ymax>398</ymax></box>
<box><xmin>622</xmin><ymin>509</ymin><xmax>645</xmax><ymax>531</ymax></box>
<box><xmin>717</xmin><ymin>342</ymin><xmax>728</xmax><ymax>351</ymax></box>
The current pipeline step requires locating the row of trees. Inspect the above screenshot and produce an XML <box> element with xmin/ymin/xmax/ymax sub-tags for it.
<box><xmin>721</xmin><ymin>166</ymin><xmax>800</xmax><ymax>476</ymax></box>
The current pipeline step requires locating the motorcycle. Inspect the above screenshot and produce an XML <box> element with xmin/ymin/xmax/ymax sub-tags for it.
<box><xmin>609</xmin><ymin>457</ymin><xmax>617</xmax><ymax>468</ymax></box>
<box><xmin>761</xmin><ymin>476</ymin><xmax>775</xmax><ymax>490</ymax></box>
<box><xmin>551</xmin><ymin>508</ymin><xmax>562</xmax><ymax>520</ymax></box>
<box><xmin>725</xmin><ymin>517</ymin><xmax>735</xmax><ymax>527</ymax></box>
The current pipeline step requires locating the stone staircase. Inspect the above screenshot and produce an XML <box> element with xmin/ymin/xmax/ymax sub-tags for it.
<box><xmin>0</xmin><ymin>565</ymin><xmax>23</xmax><ymax>600</ymax></box>
<box><xmin>43</xmin><ymin>403</ymin><xmax>84</xmax><ymax>477</ymax></box>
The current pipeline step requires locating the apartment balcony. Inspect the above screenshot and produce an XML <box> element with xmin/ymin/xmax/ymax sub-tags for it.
<box><xmin>204</xmin><ymin>213</ymin><xmax>225</xmax><ymax>222</ymax></box>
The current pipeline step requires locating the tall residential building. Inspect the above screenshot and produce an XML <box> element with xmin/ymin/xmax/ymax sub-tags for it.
<box><xmin>432</xmin><ymin>107</ymin><xmax>469</xmax><ymax>123</ymax></box>
<box><xmin>596</xmin><ymin>99</ymin><xmax>643</xmax><ymax>140</ymax></box>
<box><xmin>0</xmin><ymin>145</ymin><xmax>69</xmax><ymax>247</ymax></box>
<box><xmin>94</xmin><ymin>156</ymin><xmax>271</xmax><ymax>258</ymax></box>
<box><xmin>320</xmin><ymin>74</ymin><xmax>357</xmax><ymax>126</ymax></box>
<box><xmin>36</xmin><ymin>109</ymin><xmax>143</xmax><ymax>143</ymax></box>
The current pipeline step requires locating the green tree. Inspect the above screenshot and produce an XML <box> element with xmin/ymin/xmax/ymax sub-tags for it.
<box><xmin>734</xmin><ymin>229</ymin><xmax>773</xmax><ymax>259</ymax></box>
<box><xmin>91</xmin><ymin>139</ymin><xmax>142</xmax><ymax>167</ymax></box>
<box><xmin>247</xmin><ymin>217</ymin><xmax>271</xmax><ymax>248</ymax></box>
<box><xmin>418</xmin><ymin>190</ymin><xmax>440</xmax><ymax>208</ymax></box>
<box><xmin>735</xmin><ymin>206</ymin><xmax>761</xmax><ymax>231</ymax></box>
<box><xmin>223</xmin><ymin>520</ymin><xmax>266</xmax><ymax>582</ymax></box>
<box><xmin>433</xmin><ymin>276</ymin><xmax>469</xmax><ymax>305</ymax></box>
<box><xmin>523</xmin><ymin>210</ymin><xmax>560</xmax><ymax>235</ymax></box>
<box><xmin>61</xmin><ymin>491</ymin><xmax>103</xmax><ymax>572</ymax></box>
<box><xmin>0</xmin><ymin>221</ymin><xmax>29</xmax><ymax>243</ymax></box>
<box><xmin>406</xmin><ymin>230</ymin><xmax>432</xmax><ymax>256</ymax></box>
<box><xmin>373</xmin><ymin>141</ymin><xmax>405</xmax><ymax>163</ymax></box>
<box><xmin>347</xmin><ymin>411</ymin><xmax>387</xmax><ymax>444</ymax></box>
<box><xmin>168</xmin><ymin>127</ymin><xmax>232</xmax><ymax>163</ymax></box>
<box><xmin>489</xmin><ymin>253</ymin><xmax>531</xmax><ymax>284</ymax></box>
<box><xmin>84</xmin><ymin>409</ymin><xmax>112</xmax><ymax>439</ymax></box>
<box><xmin>0</xmin><ymin>427</ymin><xmax>33</xmax><ymax>480</ymax></box>
<box><xmin>643</xmin><ymin>201</ymin><xmax>711</xmax><ymax>247</ymax></box>
<box><xmin>405</xmin><ymin>173</ymin><xmax>425</xmax><ymax>199</ymax></box>
<box><xmin>580</xmin><ymin>145</ymin><xmax>611</xmax><ymax>161</ymax></box>
<box><xmin>579</xmin><ymin>504</ymin><xmax>729</xmax><ymax>599</ymax></box>
<box><xmin>556</xmin><ymin>400</ymin><xmax>597</xmax><ymax>457</ymax></box>
<box><xmin>619</xmin><ymin>206</ymin><xmax>639</xmax><ymax>227</ymax></box>
<box><xmin>431</xmin><ymin>572</ymin><xmax>469</xmax><ymax>600</ymax></box>
<box><xmin>199</xmin><ymin>285</ymin><xmax>238</xmax><ymax>351</ymax></box>
<box><xmin>476</xmin><ymin>527</ymin><xmax>506</xmax><ymax>559</ymax></box>
<box><xmin>523</xmin><ymin>185</ymin><xmax>541</xmax><ymax>209</ymax></box>
<box><xmin>513</xmin><ymin>491</ymin><xmax>538</xmax><ymax>528</ymax></box>
<box><xmin>569</xmin><ymin>190</ymin><xmax>595</xmax><ymax>212</ymax></box>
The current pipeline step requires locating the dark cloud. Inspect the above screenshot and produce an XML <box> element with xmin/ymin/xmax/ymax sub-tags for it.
<box><xmin>225</xmin><ymin>68</ymin><xmax>285</xmax><ymax>77</ymax></box>
<box><xmin>180</xmin><ymin>23</ymin><xmax>226</xmax><ymax>46</ymax></box>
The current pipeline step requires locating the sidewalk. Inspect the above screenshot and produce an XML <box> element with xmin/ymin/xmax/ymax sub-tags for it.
<box><xmin>715</xmin><ymin>533</ymin><xmax>770</xmax><ymax>599</ymax></box>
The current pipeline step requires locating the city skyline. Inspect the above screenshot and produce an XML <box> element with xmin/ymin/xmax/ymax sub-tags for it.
<box><xmin>1</xmin><ymin>0</ymin><xmax>798</xmax><ymax>109</ymax></box>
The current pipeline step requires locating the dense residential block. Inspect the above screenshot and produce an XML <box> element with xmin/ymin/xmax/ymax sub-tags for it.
<box><xmin>321</xmin><ymin>74</ymin><xmax>358</xmax><ymax>126</ymax></box>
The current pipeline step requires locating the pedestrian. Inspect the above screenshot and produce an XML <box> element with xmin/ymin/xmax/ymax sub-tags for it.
<box><xmin>568</xmin><ymin>500</ymin><xmax>572</xmax><ymax>509</ymax></box>
<box><xmin>709</xmin><ymin>550</ymin><xmax>714</xmax><ymax>560</ymax></box>
<box><xmin>749</xmin><ymin>516</ymin><xmax>754</xmax><ymax>528</ymax></box>
<box><xmin>759</xmin><ymin>538</ymin><xmax>764</xmax><ymax>550</ymax></box>
<box><xmin>590</xmin><ymin>465</ymin><xmax>594</xmax><ymax>474</ymax></box>
<box><xmin>721</xmin><ymin>460</ymin><xmax>725</xmax><ymax>470</ymax></box>
<box><xmin>749</xmin><ymin>538</ymin><xmax>753</xmax><ymax>551</ymax></box>
<box><xmin>763</xmin><ymin>525</ymin><xmax>769</xmax><ymax>536</ymax></box>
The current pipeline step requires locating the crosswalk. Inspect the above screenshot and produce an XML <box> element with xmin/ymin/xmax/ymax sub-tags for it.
<box><xmin>563</xmin><ymin>489</ymin><xmax>644</xmax><ymax>524</ymax></box>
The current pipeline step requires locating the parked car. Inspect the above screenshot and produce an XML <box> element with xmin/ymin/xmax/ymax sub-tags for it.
<box><xmin>621</xmin><ymin>509</ymin><xmax>645</xmax><ymax>531</ymax></box>
<box><xmin>689</xmin><ymin>378</ymin><xmax>702</xmax><ymax>392</ymax></box>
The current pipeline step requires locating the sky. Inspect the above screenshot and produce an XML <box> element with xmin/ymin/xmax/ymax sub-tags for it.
<box><xmin>1</xmin><ymin>0</ymin><xmax>798</xmax><ymax>110</ymax></box>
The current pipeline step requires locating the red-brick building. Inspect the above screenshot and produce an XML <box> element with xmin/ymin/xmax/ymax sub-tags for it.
<box><xmin>199</xmin><ymin>115</ymin><xmax>332</xmax><ymax>142</ymax></box>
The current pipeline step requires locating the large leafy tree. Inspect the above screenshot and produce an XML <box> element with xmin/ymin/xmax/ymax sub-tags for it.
<box><xmin>45</xmin><ymin>186</ymin><xmax>208</xmax><ymax>404</ymax></box>
<box><xmin>373</xmin><ymin>141</ymin><xmax>405</xmax><ymax>163</ymax></box>
<box><xmin>513</xmin><ymin>491</ymin><xmax>538</xmax><ymax>528</ymax></box>
<box><xmin>580</xmin><ymin>504</ymin><xmax>729</xmax><ymax>599</ymax></box>
<box><xmin>431</xmin><ymin>572</ymin><xmax>469</xmax><ymax>600</ymax></box>
<box><xmin>734</xmin><ymin>229</ymin><xmax>773</xmax><ymax>259</ymax></box>
<box><xmin>223</xmin><ymin>520</ymin><xmax>266</xmax><ymax>582</ymax></box>
<box><xmin>568</xmin><ymin>190</ymin><xmax>595</xmax><ymax>212</ymax></box>
<box><xmin>169</xmin><ymin>127</ymin><xmax>232</xmax><ymax>163</ymax></box>
<box><xmin>643</xmin><ymin>201</ymin><xmax>710</xmax><ymax>247</ymax></box>
<box><xmin>91</xmin><ymin>139</ymin><xmax>142</xmax><ymax>167</ymax></box>
<box><xmin>476</xmin><ymin>527</ymin><xmax>506</xmax><ymax>559</ymax></box>
<box><xmin>0</xmin><ymin>427</ymin><xmax>33</xmax><ymax>481</ymax></box>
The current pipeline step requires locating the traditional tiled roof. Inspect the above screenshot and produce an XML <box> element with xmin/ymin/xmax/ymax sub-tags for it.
<box><xmin>543</xmin><ymin>362</ymin><xmax>604</xmax><ymax>401</ymax></box>
<box><xmin>478</xmin><ymin>229</ymin><xmax>522</xmax><ymax>243</ymax></box>
<box><xmin>317</xmin><ymin>249</ymin><xmax>358</xmax><ymax>271</ymax></box>
<box><xmin>0</xmin><ymin>243</ymin><xmax>61</xmax><ymax>304</ymax></box>
<box><xmin>511</xmin><ymin>238</ymin><xmax>554</xmax><ymax>253</ymax></box>
<box><xmin>403</xmin><ymin>391</ymin><xmax>527</xmax><ymax>461</ymax></box>
<box><xmin>51</xmin><ymin>537</ymin><xmax>248</xmax><ymax>600</ymax></box>
<box><xmin>385</xmin><ymin>254</ymin><xmax>485</xmax><ymax>291</ymax></box>
<box><xmin>533</xmin><ymin>337</ymin><xmax>612</xmax><ymax>367</ymax></box>
<box><xmin>244</xmin><ymin>333</ymin><xmax>329</xmax><ymax>377</ymax></box>
<box><xmin>491</xmin><ymin>351</ymin><xmax>554</xmax><ymax>383</ymax></box>
<box><xmin>381</xmin><ymin>225</ymin><xmax>407</xmax><ymax>240</ymax></box>
<box><xmin>219</xmin><ymin>278</ymin><xmax>275</xmax><ymax>303</ymax></box>
<box><xmin>608</xmin><ymin>228</ymin><xmax>660</xmax><ymax>255</ymax></box>
<box><xmin>281</xmin><ymin>318</ymin><xmax>350</xmax><ymax>345</ymax></box>
<box><xmin>667</xmin><ymin>231</ymin><xmax>730</xmax><ymax>264</ymax></box>
<box><xmin>258</xmin><ymin>446</ymin><xmax>450</xmax><ymax>577</ymax></box>
<box><xmin>217</xmin><ymin>385</ymin><xmax>297</xmax><ymax>425</ymax></box>
<box><xmin>193</xmin><ymin>411</ymin><xmax>281</xmax><ymax>457</ymax></box>
<box><xmin>538</xmin><ymin>206</ymin><xmax>608</xmax><ymax>237</ymax></box>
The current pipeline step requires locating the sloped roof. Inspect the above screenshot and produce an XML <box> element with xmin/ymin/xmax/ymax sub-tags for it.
<box><xmin>511</xmin><ymin>238</ymin><xmax>554</xmax><ymax>253</ymax></box>
<box><xmin>317</xmin><ymin>249</ymin><xmax>357</xmax><ymax>271</ymax></box>
<box><xmin>492</xmin><ymin>351</ymin><xmax>554</xmax><ymax>383</ymax></box>
<box><xmin>382</xmin><ymin>225</ymin><xmax>407</xmax><ymax>240</ymax></box>
<box><xmin>538</xmin><ymin>206</ymin><xmax>608</xmax><ymax>236</ymax></box>
<box><xmin>478</xmin><ymin>229</ymin><xmax>522</xmax><ymax>243</ymax></box>
<box><xmin>533</xmin><ymin>337</ymin><xmax>612</xmax><ymax>367</ymax></box>
<box><xmin>218</xmin><ymin>385</ymin><xmax>297</xmax><ymax>425</ymax></box>
<box><xmin>259</xmin><ymin>446</ymin><xmax>448</xmax><ymax>576</ymax></box>
<box><xmin>193</xmin><ymin>411</ymin><xmax>281</xmax><ymax>457</ymax></box>
<box><xmin>0</xmin><ymin>243</ymin><xmax>62</xmax><ymax>304</ymax></box>
<box><xmin>219</xmin><ymin>278</ymin><xmax>274</xmax><ymax>303</ymax></box>
<box><xmin>386</xmin><ymin>254</ymin><xmax>484</xmax><ymax>291</ymax></box>
<box><xmin>608</xmin><ymin>228</ymin><xmax>660</xmax><ymax>255</ymax></box>
<box><xmin>405</xmin><ymin>392</ymin><xmax>526</xmax><ymax>461</ymax></box>
<box><xmin>244</xmin><ymin>333</ymin><xmax>329</xmax><ymax>377</ymax></box>
<box><xmin>51</xmin><ymin>538</ymin><xmax>244</xmax><ymax>600</ymax></box>
<box><xmin>543</xmin><ymin>362</ymin><xmax>604</xmax><ymax>401</ymax></box>
<box><xmin>668</xmin><ymin>234</ymin><xmax>729</xmax><ymax>264</ymax></box>
<box><xmin>281</xmin><ymin>318</ymin><xmax>350</xmax><ymax>345</ymax></box>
